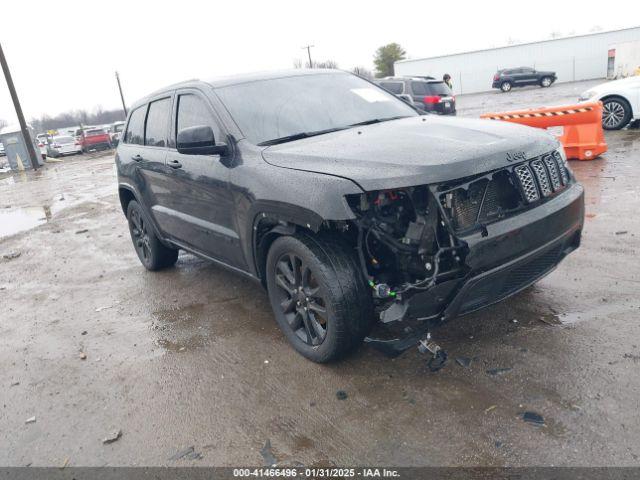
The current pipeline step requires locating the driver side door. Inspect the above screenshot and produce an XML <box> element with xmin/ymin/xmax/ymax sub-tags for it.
<box><xmin>157</xmin><ymin>89</ymin><xmax>242</xmax><ymax>267</ymax></box>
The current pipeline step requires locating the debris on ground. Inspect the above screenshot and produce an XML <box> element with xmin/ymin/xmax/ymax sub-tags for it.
<box><xmin>522</xmin><ymin>411</ymin><xmax>545</xmax><ymax>426</ymax></box>
<box><xmin>494</xmin><ymin>441</ymin><xmax>503</xmax><ymax>448</ymax></box>
<box><xmin>168</xmin><ymin>446</ymin><xmax>202</xmax><ymax>461</ymax></box>
<box><xmin>486</xmin><ymin>367</ymin><xmax>512</xmax><ymax>376</ymax></box>
<box><xmin>25</xmin><ymin>416</ymin><xmax>36</xmax><ymax>424</ymax></box>
<box><xmin>95</xmin><ymin>305</ymin><xmax>113</xmax><ymax>312</ymax></box>
<box><xmin>79</xmin><ymin>352</ymin><xmax>87</xmax><ymax>360</ymax></box>
<box><xmin>510</xmin><ymin>319</ymin><xmax>518</xmax><ymax>324</ymax></box>
<box><xmin>2</xmin><ymin>252</ymin><xmax>21</xmax><ymax>260</ymax></box>
<box><xmin>102</xmin><ymin>429</ymin><xmax>122</xmax><ymax>444</ymax></box>
<box><xmin>81</xmin><ymin>331</ymin><xmax>87</xmax><ymax>335</ymax></box>
<box><xmin>10</xmin><ymin>381</ymin><xmax>19</xmax><ymax>387</ymax></box>
<box><xmin>455</xmin><ymin>357</ymin><xmax>472</xmax><ymax>368</ymax></box>
<box><xmin>538</xmin><ymin>316</ymin><xmax>556</xmax><ymax>326</ymax></box>
<box><xmin>484</xmin><ymin>405</ymin><xmax>497</xmax><ymax>414</ymax></box>
<box><xmin>60</xmin><ymin>457</ymin><xmax>69</xmax><ymax>469</ymax></box>
<box><xmin>336</xmin><ymin>390</ymin><xmax>348</xmax><ymax>400</ymax></box>
<box><xmin>615</xmin><ymin>231</ymin><xmax>628</xmax><ymax>235</ymax></box>
<box><xmin>260</xmin><ymin>439</ymin><xmax>278</xmax><ymax>466</ymax></box>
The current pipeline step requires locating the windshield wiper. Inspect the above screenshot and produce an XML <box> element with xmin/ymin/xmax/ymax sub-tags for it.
<box><xmin>348</xmin><ymin>115</ymin><xmax>412</xmax><ymax>127</ymax></box>
<box><xmin>258</xmin><ymin>127</ymin><xmax>347</xmax><ymax>146</ymax></box>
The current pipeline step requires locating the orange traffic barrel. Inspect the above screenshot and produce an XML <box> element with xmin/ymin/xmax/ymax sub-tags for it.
<box><xmin>481</xmin><ymin>101</ymin><xmax>607</xmax><ymax>160</ymax></box>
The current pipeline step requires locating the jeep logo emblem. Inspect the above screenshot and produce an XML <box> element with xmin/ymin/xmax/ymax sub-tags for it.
<box><xmin>506</xmin><ymin>151</ymin><xmax>526</xmax><ymax>162</ymax></box>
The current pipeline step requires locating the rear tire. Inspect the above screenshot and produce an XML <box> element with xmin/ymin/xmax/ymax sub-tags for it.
<box><xmin>126</xmin><ymin>200</ymin><xmax>178</xmax><ymax>271</ymax></box>
<box><xmin>540</xmin><ymin>76</ymin><xmax>552</xmax><ymax>87</ymax></box>
<box><xmin>602</xmin><ymin>97</ymin><xmax>632</xmax><ymax>130</ymax></box>
<box><xmin>265</xmin><ymin>233</ymin><xmax>373</xmax><ymax>363</ymax></box>
<box><xmin>500</xmin><ymin>81</ymin><xmax>512</xmax><ymax>92</ymax></box>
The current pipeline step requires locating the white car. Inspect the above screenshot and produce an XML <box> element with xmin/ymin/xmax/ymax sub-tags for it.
<box><xmin>579</xmin><ymin>76</ymin><xmax>640</xmax><ymax>130</ymax></box>
<box><xmin>46</xmin><ymin>135</ymin><xmax>82</xmax><ymax>157</ymax></box>
<box><xmin>110</xmin><ymin>121</ymin><xmax>125</xmax><ymax>146</ymax></box>
<box><xmin>36</xmin><ymin>139</ymin><xmax>48</xmax><ymax>159</ymax></box>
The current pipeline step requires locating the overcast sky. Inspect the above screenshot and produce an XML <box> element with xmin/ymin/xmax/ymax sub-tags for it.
<box><xmin>0</xmin><ymin>0</ymin><xmax>638</xmax><ymax>124</ymax></box>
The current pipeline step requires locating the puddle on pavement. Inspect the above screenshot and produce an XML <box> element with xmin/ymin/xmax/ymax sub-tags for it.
<box><xmin>0</xmin><ymin>206</ymin><xmax>53</xmax><ymax>238</ymax></box>
<box><xmin>554</xmin><ymin>300</ymin><xmax>639</xmax><ymax>325</ymax></box>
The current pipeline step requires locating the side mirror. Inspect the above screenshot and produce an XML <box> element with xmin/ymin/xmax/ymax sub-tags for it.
<box><xmin>396</xmin><ymin>94</ymin><xmax>413</xmax><ymax>104</ymax></box>
<box><xmin>176</xmin><ymin>125</ymin><xmax>227</xmax><ymax>155</ymax></box>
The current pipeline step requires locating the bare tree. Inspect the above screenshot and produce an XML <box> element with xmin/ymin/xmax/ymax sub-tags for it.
<box><xmin>0</xmin><ymin>118</ymin><xmax>8</xmax><ymax>131</ymax></box>
<box><xmin>314</xmin><ymin>59</ymin><xmax>338</xmax><ymax>69</ymax></box>
<box><xmin>549</xmin><ymin>31</ymin><xmax>562</xmax><ymax>39</ymax></box>
<box><xmin>30</xmin><ymin>107</ymin><xmax>126</xmax><ymax>132</ymax></box>
<box><xmin>293</xmin><ymin>58</ymin><xmax>339</xmax><ymax>69</ymax></box>
<box><xmin>351</xmin><ymin>66</ymin><xmax>373</xmax><ymax>79</ymax></box>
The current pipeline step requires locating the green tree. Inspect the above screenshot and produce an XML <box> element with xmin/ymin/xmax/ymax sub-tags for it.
<box><xmin>373</xmin><ymin>43</ymin><xmax>406</xmax><ymax>78</ymax></box>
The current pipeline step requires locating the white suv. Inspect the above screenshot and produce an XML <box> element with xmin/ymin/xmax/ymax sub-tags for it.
<box><xmin>579</xmin><ymin>76</ymin><xmax>640</xmax><ymax>130</ymax></box>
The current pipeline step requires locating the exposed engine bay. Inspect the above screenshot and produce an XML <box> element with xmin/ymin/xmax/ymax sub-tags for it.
<box><xmin>347</xmin><ymin>186</ymin><xmax>468</xmax><ymax>308</ymax></box>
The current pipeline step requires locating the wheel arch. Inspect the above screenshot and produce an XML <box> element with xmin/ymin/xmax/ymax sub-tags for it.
<box><xmin>118</xmin><ymin>184</ymin><xmax>138</xmax><ymax>215</ymax></box>
<box><xmin>118</xmin><ymin>184</ymin><xmax>171</xmax><ymax>248</ymax></box>
<box><xmin>249</xmin><ymin>202</ymin><xmax>326</xmax><ymax>286</ymax></box>
<box><xmin>601</xmin><ymin>94</ymin><xmax>633</xmax><ymax>115</ymax></box>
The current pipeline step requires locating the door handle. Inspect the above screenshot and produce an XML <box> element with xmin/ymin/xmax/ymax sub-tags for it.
<box><xmin>168</xmin><ymin>159</ymin><xmax>182</xmax><ymax>169</ymax></box>
<box><xmin>131</xmin><ymin>154</ymin><xmax>143</xmax><ymax>162</ymax></box>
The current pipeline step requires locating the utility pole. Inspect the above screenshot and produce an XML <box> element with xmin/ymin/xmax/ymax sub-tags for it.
<box><xmin>0</xmin><ymin>41</ymin><xmax>39</xmax><ymax>170</ymax></box>
<box><xmin>115</xmin><ymin>71</ymin><xmax>127</xmax><ymax>117</ymax></box>
<box><xmin>302</xmin><ymin>45</ymin><xmax>314</xmax><ymax>68</ymax></box>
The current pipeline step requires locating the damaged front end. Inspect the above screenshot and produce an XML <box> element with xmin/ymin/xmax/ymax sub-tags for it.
<box><xmin>344</xmin><ymin>149</ymin><xmax>584</xmax><ymax>357</ymax></box>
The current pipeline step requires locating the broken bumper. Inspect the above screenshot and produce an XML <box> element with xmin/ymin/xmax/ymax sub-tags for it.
<box><xmin>367</xmin><ymin>183</ymin><xmax>584</xmax><ymax>355</ymax></box>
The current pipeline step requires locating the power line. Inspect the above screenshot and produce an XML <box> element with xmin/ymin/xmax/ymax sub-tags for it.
<box><xmin>301</xmin><ymin>45</ymin><xmax>314</xmax><ymax>68</ymax></box>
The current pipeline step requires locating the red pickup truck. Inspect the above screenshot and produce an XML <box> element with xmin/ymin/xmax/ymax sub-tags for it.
<box><xmin>76</xmin><ymin>128</ymin><xmax>112</xmax><ymax>153</ymax></box>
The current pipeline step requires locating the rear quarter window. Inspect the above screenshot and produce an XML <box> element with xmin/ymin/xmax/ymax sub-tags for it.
<box><xmin>379</xmin><ymin>82</ymin><xmax>404</xmax><ymax>95</ymax></box>
<box><xmin>124</xmin><ymin>106</ymin><xmax>146</xmax><ymax>145</ymax></box>
<box><xmin>145</xmin><ymin>98</ymin><xmax>171</xmax><ymax>147</ymax></box>
<box><xmin>410</xmin><ymin>82</ymin><xmax>428</xmax><ymax>95</ymax></box>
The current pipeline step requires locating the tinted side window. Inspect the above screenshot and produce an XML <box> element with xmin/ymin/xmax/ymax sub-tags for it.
<box><xmin>145</xmin><ymin>98</ymin><xmax>171</xmax><ymax>147</ymax></box>
<box><xmin>425</xmin><ymin>82</ymin><xmax>452</xmax><ymax>96</ymax></box>
<box><xmin>124</xmin><ymin>106</ymin><xmax>146</xmax><ymax>145</ymax></box>
<box><xmin>176</xmin><ymin>94</ymin><xmax>223</xmax><ymax>143</ymax></box>
<box><xmin>380</xmin><ymin>82</ymin><xmax>403</xmax><ymax>95</ymax></box>
<box><xmin>410</xmin><ymin>81</ymin><xmax>427</xmax><ymax>95</ymax></box>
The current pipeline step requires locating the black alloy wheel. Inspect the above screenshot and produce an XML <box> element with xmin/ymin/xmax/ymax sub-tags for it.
<box><xmin>273</xmin><ymin>252</ymin><xmax>328</xmax><ymax>346</ymax></box>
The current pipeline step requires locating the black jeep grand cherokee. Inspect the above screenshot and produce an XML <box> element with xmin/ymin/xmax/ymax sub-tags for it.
<box><xmin>116</xmin><ymin>69</ymin><xmax>583</xmax><ymax>363</ymax></box>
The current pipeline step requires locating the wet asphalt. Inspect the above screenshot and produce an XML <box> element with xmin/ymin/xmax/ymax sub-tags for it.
<box><xmin>0</xmin><ymin>80</ymin><xmax>639</xmax><ymax>467</ymax></box>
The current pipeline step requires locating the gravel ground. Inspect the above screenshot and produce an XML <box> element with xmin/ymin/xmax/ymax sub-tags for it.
<box><xmin>1</xmin><ymin>81</ymin><xmax>639</xmax><ymax>467</ymax></box>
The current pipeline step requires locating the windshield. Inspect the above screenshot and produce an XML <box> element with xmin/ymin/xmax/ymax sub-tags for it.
<box><xmin>86</xmin><ymin>129</ymin><xmax>105</xmax><ymax>136</ymax></box>
<box><xmin>54</xmin><ymin>136</ymin><xmax>74</xmax><ymax>144</ymax></box>
<box><xmin>114</xmin><ymin>124</ymin><xmax>124</xmax><ymax>132</ymax></box>
<box><xmin>215</xmin><ymin>72</ymin><xmax>417</xmax><ymax>145</ymax></box>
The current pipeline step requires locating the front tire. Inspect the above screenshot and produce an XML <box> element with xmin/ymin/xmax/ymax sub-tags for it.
<box><xmin>602</xmin><ymin>97</ymin><xmax>632</xmax><ymax>130</ymax></box>
<box><xmin>540</xmin><ymin>76</ymin><xmax>552</xmax><ymax>87</ymax></box>
<box><xmin>265</xmin><ymin>233</ymin><xmax>373</xmax><ymax>363</ymax></box>
<box><xmin>500</xmin><ymin>81</ymin><xmax>512</xmax><ymax>92</ymax></box>
<box><xmin>126</xmin><ymin>200</ymin><xmax>178</xmax><ymax>270</ymax></box>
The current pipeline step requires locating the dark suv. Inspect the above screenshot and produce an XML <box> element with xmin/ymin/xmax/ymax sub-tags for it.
<box><xmin>117</xmin><ymin>69</ymin><xmax>583</xmax><ymax>363</ymax></box>
<box><xmin>376</xmin><ymin>77</ymin><xmax>456</xmax><ymax>115</ymax></box>
<box><xmin>492</xmin><ymin>67</ymin><xmax>557</xmax><ymax>92</ymax></box>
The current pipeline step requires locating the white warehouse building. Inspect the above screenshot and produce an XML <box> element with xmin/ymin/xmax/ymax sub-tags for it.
<box><xmin>394</xmin><ymin>26</ymin><xmax>640</xmax><ymax>95</ymax></box>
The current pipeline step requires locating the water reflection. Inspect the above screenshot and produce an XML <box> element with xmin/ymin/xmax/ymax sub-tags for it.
<box><xmin>0</xmin><ymin>206</ymin><xmax>51</xmax><ymax>238</ymax></box>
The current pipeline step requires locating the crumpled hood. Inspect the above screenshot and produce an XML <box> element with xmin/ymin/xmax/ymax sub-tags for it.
<box><xmin>262</xmin><ymin>115</ymin><xmax>559</xmax><ymax>191</ymax></box>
